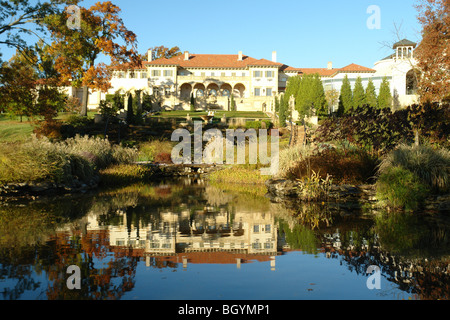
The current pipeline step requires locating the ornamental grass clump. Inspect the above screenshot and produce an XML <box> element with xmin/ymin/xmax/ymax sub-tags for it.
<box><xmin>377</xmin><ymin>144</ymin><xmax>450</xmax><ymax>194</ymax></box>
<box><xmin>375</xmin><ymin>144</ymin><xmax>450</xmax><ymax>211</ymax></box>
<box><xmin>277</xmin><ymin>144</ymin><xmax>316</xmax><ymax>179</ymax></box>
<box><xmin>376</xmin><ymin>166</ymin><xmax>430</xmax><ymax>211</ymax></box>
<box><xmin>0</xmin><ymin>135</ymin><xmax>138</xmax><ymax>184</ymax></box>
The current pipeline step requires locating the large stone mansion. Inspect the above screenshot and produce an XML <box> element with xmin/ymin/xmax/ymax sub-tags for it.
<box><xmin>68</xmin><ymin>39</ymin><xmax>419</xmax><ymax>117</ymax></box>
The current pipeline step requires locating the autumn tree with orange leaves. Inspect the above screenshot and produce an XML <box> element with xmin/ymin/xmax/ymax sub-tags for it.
<box><xmin>143</xmin><ymin>45</ymin><xmax>182</xmax><ymax>61</ymax></box>
<box><xmin>44</xmin><ymin>1</ymin><xmax>140</xmax><ymax>116</ymax></box>
<box><xmin>414</xmin><ymin>0</ymin><xmax>450</xmax><ymax>103</ymax></box>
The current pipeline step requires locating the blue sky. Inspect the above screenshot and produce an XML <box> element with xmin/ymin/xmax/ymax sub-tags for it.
<box><xmin>2</xmin><ymin>0</ymin><xmax>422</xmax><ymax>69</ymax></box>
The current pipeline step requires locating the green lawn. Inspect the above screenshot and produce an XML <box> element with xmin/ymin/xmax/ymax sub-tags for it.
<box><xmin>0</xmin><ymin>114</ymin><xmax>36</xmax><ymax>142</ymax></box>
<box><xmin>0</xmin><ymin>112</ymin><xmax>100</xmax><ymax>143</ymax></box>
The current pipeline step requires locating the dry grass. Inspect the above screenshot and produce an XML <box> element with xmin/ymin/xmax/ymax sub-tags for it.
<box><xmin>0</xmin><ymin>135</ymin><xmax>138</xmax><ymax>184</ymax></box>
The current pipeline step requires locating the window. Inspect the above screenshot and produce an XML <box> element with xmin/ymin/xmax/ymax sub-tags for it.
<box><xmin>254</xmin><ymin>88</ymin><xmax>261</xmax><ymax>96</ymax></box>
<box><xmin>201</xmin><ymin>72</ymin><xmax>206</xmax><ymax>77</ymax></box>
<box><xmin>265</xmin><ymin>71</ymin><xmax>274</xmax><ymax>78</ymax></box>
<box><xmin>150</xmin><ymin>242</ymin><xmax>159</xmax><ymax>248</ymax></box>
<box><xmin>252</xmin><ymin>242</ymin><xmax>262</xmax><ymax>250</ymax></box>
<box><xmin>266</xmin><ymin>88</ymin><xmax>273</xmax><ymax>96</ymax></box>
<box><xmin>163</xmin><ymin>70</ymin><xmax>173</xmax><ymax>77</ymax></box>
<box><xmin>264</xmin><ymin>242</ymin><xmax>273</xmax><ymax>249</ymax></box>
<box><xmin>253</xmin><ymin>225</ymin><xmax>260</xmax><ymax>233</ymax></box>
<box><xmin>222</xmin><ymin>89</ymin><xmax>230</xmax><ymax>96</ymax></box>
<box><xmin>406</xmin><ymin>70</ymin><xmax>418</xmax><ymax>95</ymax></box>
<box><xmin>118</xmin><ymin>72</ymin><xmax>125</xmax><ymax>79</ymax></box>
<box><xmin>129</xmin><ymin>72</ymin><xmax>136</xmax><ymax>79</ymax></box>
<box><xmin>141</xmin><ymin>72</ymin><xmax>147</xmax><ymax>79</ymax></box>
<box><xmin>253</xmin><ymin>71</ymin><xmax>262</xmax><ymax>78</ymax></box>
<box><xmin>232</xmin><ymin>72</ymin><xmax>236</xmax><ymax>77</ymax></box>
<box><xmin>265</xmin><ymin>225</ymin><xmax>271</xmax><ymax>233</ymax></box>
<box><xmin>221</xmin><ymin>72</ymin><xmax>226</xmax><ymax>77</ymax></box>
<box><xmin>151</xmin><ymin>70</ymin><xmax>161</xmax><ymax>77</ymax></box>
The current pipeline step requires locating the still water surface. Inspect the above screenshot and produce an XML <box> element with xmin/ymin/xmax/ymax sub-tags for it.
<box><xmin>0</xmin><ymin>178</ymin><xmax>449</xmax><ymax>300</ymax></box>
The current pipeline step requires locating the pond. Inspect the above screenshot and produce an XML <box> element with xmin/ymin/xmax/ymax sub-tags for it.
<box><xmin>0</xmin><ymin>178</ymin><xmax>449</xmax><ymax>300</ymax></box>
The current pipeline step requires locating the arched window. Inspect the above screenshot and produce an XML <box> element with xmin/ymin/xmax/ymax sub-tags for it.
<box><xmin>406</xmin><ymin>70</ymin><xmax>418</xmax><ymax>95</ymax></box>
<box><xmin>196</xmin><ymin>89</ymin><xmax>204</xmax><ymax>97</ymax></box>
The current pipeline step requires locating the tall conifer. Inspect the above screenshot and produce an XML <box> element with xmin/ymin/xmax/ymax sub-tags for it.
<box><xmin>364</xmin><ymin>78</ymin><xmax>378</xmax><ymax>108</ymax></box>
<box><xmin>378</xmin><ymin>77</ymin><xmax>392</xmax><ymax>109</ymax></box>
<box><xmin>352</xmin><ymin>76</ymin><xmax>365</xmax><ymax>108</ymax></box>
<box><xmin>338</xmin><ymin>75</ymin><xmax>353</xmax><ymax>115</ymax></box>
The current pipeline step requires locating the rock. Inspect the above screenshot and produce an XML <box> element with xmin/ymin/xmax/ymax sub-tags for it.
<box><xmin>265</xmin><ymin>179</ymin><xmax>298</xmax><ymax>199</ymax></box>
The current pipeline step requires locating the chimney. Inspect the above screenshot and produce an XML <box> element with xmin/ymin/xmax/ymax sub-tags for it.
<box><xmin>184</xmin><ymin>51</ymin><xmax>189</xmax><ymax>61</ymax></box>
<box><xmin>148</xmin><ymin>49</ymin><xmax>153</xmax><ymax>62</ymax></box>
<box><xmin>327</xmin><ymin>61</ymin><xmax>333</xmax><ymax>70</ymax></box>
<box><xmin>272</xmin><ymin>51</ymin><xmax>277</xmax><ymax>63</ymax></box>
<box><xmin>238</xmin><ymin>51</ymin><xmax>243</xmax><ymax>61</ymax></box>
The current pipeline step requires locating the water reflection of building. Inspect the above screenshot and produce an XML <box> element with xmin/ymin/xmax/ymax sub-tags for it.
<box><xmin>84</xmin><ymin>207</ymin><xmax>280</xmax><ymax>270</ymax></box>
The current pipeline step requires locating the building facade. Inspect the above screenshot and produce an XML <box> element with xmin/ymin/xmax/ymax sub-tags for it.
<box><xmin>72</xmin><ymin>39</ymin><xmax>419</xmax><ymax>116</ymax></box>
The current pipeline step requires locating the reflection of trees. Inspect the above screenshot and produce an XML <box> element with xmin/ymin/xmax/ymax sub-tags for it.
<box><xmin>277</xmin><ymin>204</ymin><xmax>450</xmax><ymax>300</ymax></box>
<box><xmin>0</xmin><ymin>201</ymin><xmax>84</xmax><ymax>300</ymax></box>
<box><xmin>43</xmin><ymin>231</ymin><xmax>138</xmax><ymax>300</ymax></box>
<box><xmin>0</xmin><ymin>196</ymin><xmax>139</xmax><ymax>300</ymax></box>
<box><xmin>374</xmin><ymin>211</ymin><xmax>450</xmax><ymax>257</ymax></box>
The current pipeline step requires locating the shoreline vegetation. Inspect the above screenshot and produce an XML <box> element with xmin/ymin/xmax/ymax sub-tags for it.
<box><xmin>0</xmin><ymin>106</ymin><xmax>449</xmax><ymax>215</ymax></box>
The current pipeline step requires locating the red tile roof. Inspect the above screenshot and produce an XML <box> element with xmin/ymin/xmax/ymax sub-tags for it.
<box><xmin>338</xmin><ymin>63</ymin><xmax>376</xmax><ymax>73</ymax></box>
<box><xmin>146</xmin><ymin>54</ymin><xmax>266</xmax><ymax>69</ymax></box>
<box><xmin>113</xmin><ymin>53</ymin><xmax>376</xmax><ymax>76</ymax></box>
<box><xmin>247</xmin><ymin>58</ymin><xmax>283</xmax><ymax>67</ymax></box>
<box><xmin>297</xmin><ymin>68</ymin><xmax>337</xmax><ymax>77</ymax></box>
<box><xmin>282</xmin><ymin>64</ymin><xmax>375</xmax><ymax>77</ymax></box>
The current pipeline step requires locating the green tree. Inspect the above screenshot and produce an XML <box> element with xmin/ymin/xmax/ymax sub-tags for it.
<box><xmin>0</xmin><ymin>0</ymin><xmax>70</xmax><ymax>62</ymax></box>
<box><xmin>311</xmin><ymin>73</ymin><xmax>327</xmax><ymax>117</ymax></box>
<box><xmin>141</xmin><ymin>93</ymin><xmax>153</xmax><ymax>112</ymax></box>
<box><xmin>230</xmin><ymin>94</ymin><xmax>236</xmax><ymax>112</ymax></box>
<box><xmin>0</xmin><ymin>44</ymin><xmax>66</xmax><ymax>123</ymax></box>
<box><xmin>278</xmin><ymin>95</ymin><xmax>288</xmax><ymax>127</ymax></box>
<box><xmin>295</xmin><ymin>74</ymin><xmax>312</xmax><ymax>117</ymax></box>
<box><xmin>126</xmin><ymin>93</ymin><xmax>133</xmax><ymax>124</ymax></box>
<box><xmin>352</xmin><ymin>76</ymin><xmax>366</xmax><ymax>108</ymax></box>
<box><xmin>190</xmin><ymin>93</ymin><xmax>195</xmax><ymax>112</ymax></box>
<box><xmin>0</xmin><ymin>50</ymin><xmax>37</xmax><ymax>121</ymax></box>
<box><xmin>274</xmin><ymin>94</ymin><xmax>280</xmax><ymax>113</ymax></box>
<box><xmin>338</xmin><ymin>75</ymin><xmax>353</xmax><ymax>115</ymax></box>
<box><xmin>364</xmin><ymin>78</ymin><xmax>378</xmax><ymax>108</ymax></box>
<box><xmin>285</xmin><ymin>75</ymin><xmax>301</xmax><ymax>110</ymax></box>
<box><xmin>378</xmin><ymin>77</ymin><xmax>393</xmax><ymax>109</ymax></box>
<box><xmin>287</xmin><ymin>74</ymin><xmax>326</xmax><ymax>118</ymax></box>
